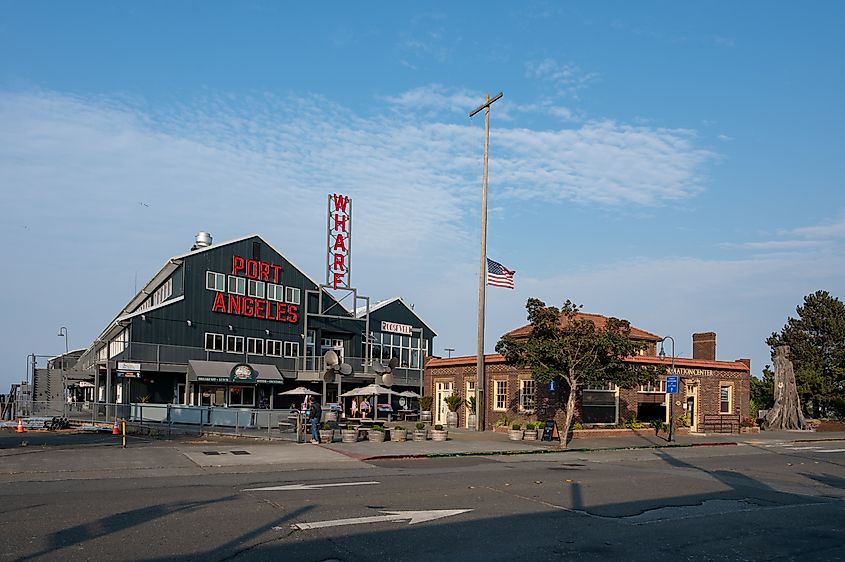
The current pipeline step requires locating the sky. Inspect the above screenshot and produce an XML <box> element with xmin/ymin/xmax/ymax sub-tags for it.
<box><xmin>1</xmin><ymin>1</ymin><xmax>844</xmax><ymax>389</ymax></box>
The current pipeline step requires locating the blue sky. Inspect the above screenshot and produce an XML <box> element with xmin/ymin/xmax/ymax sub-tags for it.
<box><xmin>1</xmin><ymin>1</ymin><xmax>844</xmax><ymax>389</ymax></box>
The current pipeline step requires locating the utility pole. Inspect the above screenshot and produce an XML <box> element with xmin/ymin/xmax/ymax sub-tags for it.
<box><xmin>470</xmin><ymin>91</ymin><xmax>503</xmax><ymax>432</ymax></box>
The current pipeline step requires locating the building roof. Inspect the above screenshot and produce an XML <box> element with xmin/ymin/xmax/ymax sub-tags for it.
<box><xmin>426</xmin><ymin>353</ymin><xmax>750</xmax><ymax>372</ymax></box>
<box><xmin>355</xmin><ymin>296</ymin><xmax>438</xmax><ymax>336</ymax></box>
<box><xmin>503</xmin><ymin>311</ymin><xmax>661</xmax><ymax>342</ymax></box>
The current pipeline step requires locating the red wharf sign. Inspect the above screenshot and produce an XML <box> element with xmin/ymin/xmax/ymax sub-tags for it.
<box><xmin>327</xmin><ymin>194</ymin><xmax>351</xmax><ymax>289</ymax></box>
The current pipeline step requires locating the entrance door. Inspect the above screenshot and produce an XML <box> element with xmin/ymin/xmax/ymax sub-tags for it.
<box><xmin>435</xmin><ymin>382</ymin><xmax>453</xmax><ymax>425</ymax></box>
<box><xmin>465</xmin><ymin>381</ymin><xmax>476</xmax><ymax>428</ymax></box>
<box><xmin>686</xmin><ymin>384</ymin><xmax>698</xmax><ymax>431</ymax></box>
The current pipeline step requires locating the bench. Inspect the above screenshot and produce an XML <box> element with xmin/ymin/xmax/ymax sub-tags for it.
<box><xmin>702</xmin><ymin>415</ymin><xmax>740</xmax><ymax>434</ymax></box>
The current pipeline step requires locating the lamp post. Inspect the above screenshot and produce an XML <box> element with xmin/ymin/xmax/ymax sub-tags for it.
<box><xmin>658</xmin><ymin>336</ymin><xmax>676</xmax><ymax>443</ymax></box>
<box><xmin>444</xmin><ymin>348</ymin><xmax>455</xmax><ymax>359</ymax></box>
<box><xmin>58</xmin><ymin>327</ymin><xmax>69</xmax><ymax>414</ymax></box>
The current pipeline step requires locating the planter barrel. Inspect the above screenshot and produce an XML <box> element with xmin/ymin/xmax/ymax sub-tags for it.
<box><xmin>341</xmin><ymin>429</ymin><xmax>358</xmax><ymax>443</ymax></box>
<box><xmin>413</xmin><ymin>430</ymin><xmax>428</xmax><ymax>441</ymax></box>
<box><xmin>508</xmin><ymin>429</ymin><xmax>524</xmax><ymax>441</ymax></box>
<box><xmin>420</xmin><ymin>411</ymin><xmax>432</xmax><ymax>424</ymax></box>
<box><xmin>390</xmin><ymin>429</ymin><xmax>407</xmax><ymax>442</ymax></box>
<box><xmin>431</xmin><ymin>429</ymin><xmax>448</xmax><ymax>442</ymax></box>
<box><xmin>319</xmin><ymin>430</ymin><xmax>334</xmax><ymax>443</ymax></box>
<box><xmin>523</xmin><ymin>430</ymin><xmax>538</xmax><ymax>441</ymax></box>
<box><xmin>368</xmin><ymin>430</ymin><xmax>386</xmax><ymax>442</ymax></box>
<box><xmin>467</xmin><ymin>413</ymin><xmax>477</xmax><ymax>430</ymax></box>
<box><xmin>446</xmin><ymin>411</ymin><xmax>458</xmax><ymax>428</ymax></box>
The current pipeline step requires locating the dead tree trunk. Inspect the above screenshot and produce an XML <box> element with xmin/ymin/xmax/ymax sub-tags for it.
<box><xmin>764</xmin><ymin>346</ymin><xmax>807</xmax><ymax>430</ymax></box>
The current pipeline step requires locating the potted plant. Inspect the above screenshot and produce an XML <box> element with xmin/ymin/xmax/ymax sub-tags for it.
<box><xmin>444</xmin><ymin>393</ymin><xmax>464</xmax><ymax>428</ymax></box>
<box><xmin>466</xmin><ymin>396</ymin><xmax>478</xmax><ymax>430</ymax></box>
<box><xmin>413</xmin><ymin>421</ymin><xmax>428</xmax><ymax>441</ymax></box>
<box><xmin>341</xmin><ymin>423</ymin><xmax>358</xmax><ymax>443</ymax></box>
<box><xmin>523</xmin><ymin>422</ymin><xmax>538</xmax><ymax>440</ymax></box>
<box><xmin>494</xmin><ymin>415</ymin><xmax>511</xmax><ymax>433</ymax></box>
<box><xmin>508</xmin><ymin>421</ymin><xmax>524</xmax><ymax>441</ymax></box>
<box><xmin>431</xmin><ymin>423</ymin><xmax>448</xmax><ymax>441</ymax></box>
<box><xmin>319</xmin><ymin>422</ymin><xmax>334</xmax><ymax>443</ymax></box>
<box><xmin>419</xmin><ymin>396</ymin><xmax>433</xmax><ymax>423</ymax></box>
<box><xmin>390</xmin><ymin>425</ymin><xmax>407</xmax><ymax>442</ymax></box>
<box><xmin>368</xmin><ymin>424</ymin><xmax>386</xmax><ymax>442</ymax></box>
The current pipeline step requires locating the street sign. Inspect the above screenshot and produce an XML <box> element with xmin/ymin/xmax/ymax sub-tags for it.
<box><xmin>117</xmin><ymin>362</ymin><xmax>141</xmax><ymax>372</ymax></box>
<box><xmin>666</xmin><ymin>376</ymin><xmax>679</xmax><ymax>394</ymax></box>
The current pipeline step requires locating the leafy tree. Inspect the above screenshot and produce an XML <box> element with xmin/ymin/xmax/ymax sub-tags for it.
<box><xmin>749</xmin><ymin>366</ymin><xmax>775</xmax><ymax>418</ymax></box>
<box><xmin>766</xmin><ymin>290</ymin><xmax>845</xmax><ymax>418</ymax></box>
<box><xmin>495</xmin><ymin>298</ymin><xmax>663</xmax><ymax>444</ymax></box>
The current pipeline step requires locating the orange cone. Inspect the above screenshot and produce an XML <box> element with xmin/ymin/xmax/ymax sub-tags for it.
<box><xmin>17</xmin><ymin>419</ymin><xmax>24</xmax><ymax>433</ymax></box>
<box><xmin>112</xmin><ymin>419</ymin><xmax>120</xmax><ymax>435</ymax></box>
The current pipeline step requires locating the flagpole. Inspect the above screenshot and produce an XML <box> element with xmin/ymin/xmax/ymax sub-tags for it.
<box><xmin>470</xmin><ymin>91</ymin><xmax>503</xmax><ymax>432</ymax></box>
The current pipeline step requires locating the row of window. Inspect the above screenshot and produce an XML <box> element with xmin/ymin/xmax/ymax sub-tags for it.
<box><xmin>206</xmin><ymin>271</ymin><xmax>300</xmax><ymax>304</ymax></box>
<box><xmin>204</xmin><ymin>332</ymin><xmax>299</xmax><ymax>358</ymax></box>
<box><xmin>493</xmin><ymin>379</ymin><xmax>536</xmax><ymax>412</ymax></box>
<box><xmin>137</xmin><ymin>277</ymin><xmax>174</xmax><ymax>313</ymax></box>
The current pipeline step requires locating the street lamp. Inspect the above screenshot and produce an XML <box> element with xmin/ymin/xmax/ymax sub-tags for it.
<box><xmin>444</xmin><ymin>348</ymin><xmax>455</xmax><ymax>359</ymax></box>
<box><xmin>58</xmin><ymin>327</ymin><xmax>69</xmax><ymax>413</ymax></box>
<box><xmin>658</xmin><ymin>336</ymin><xmax>676</xmax><ymax>443</ymax></box>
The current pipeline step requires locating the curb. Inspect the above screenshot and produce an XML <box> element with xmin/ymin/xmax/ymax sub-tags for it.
<box><xmin>358</xmin><ymin>441</ymin><xmax>738</xmax><ymax>461</ymax></box>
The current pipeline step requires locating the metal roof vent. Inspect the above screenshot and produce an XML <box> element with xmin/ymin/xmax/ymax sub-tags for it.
<box><xmin>192</xmin><ymin>232</ymin><xmax>213</xmax><ymax>251</ymax></box>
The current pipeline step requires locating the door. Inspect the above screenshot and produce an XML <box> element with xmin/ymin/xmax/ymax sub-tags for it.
<box><xmin>686</xmin><ymin>384</ymin><xmax>698</xmax><ymax>431</ymax></box>
<box><xmin>465</xmin><ymin>381</ymin><xmax>476</xmax><ymax>428</ymax></box>
<box><xmin>435</xmin><ymin>382</ymin><xmax>453</xmax><ymax>425</ymax></box>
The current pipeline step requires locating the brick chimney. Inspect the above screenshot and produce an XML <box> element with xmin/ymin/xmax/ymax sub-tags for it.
<box><xmin>692</xmin><ymin>332</ymin><xmax>716</xmax><ymax>361</ymax></box>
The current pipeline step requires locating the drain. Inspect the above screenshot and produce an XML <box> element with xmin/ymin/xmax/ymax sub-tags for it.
<box><xmin>230</xmin><ymin>450</ymin><xmax>251</xmax><ymax>455</ymax></box>
<box><xmin>202</xmin><ymin>451</ymin><xmax>221</xmax><ymax>455</ymax></box>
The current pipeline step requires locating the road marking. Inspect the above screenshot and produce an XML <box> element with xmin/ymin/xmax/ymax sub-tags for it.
<box><xmin>289</xmin><ymin>509</ymin><xmax>473</xmax><ymax>531</ymax></box>
<box><xmin>243</xmin><ymin>481</ymin><xmax>380</xmax><ymax>492</ymax></box>
<box><xmin>816</xmin><ymin>448</ymin><xmax>845</xmax><ymax>453</ymax></box>
<box><xmin>783</xmin><ymin>446</ymin><xmax>822</xmax><ymax>450</ymax></box>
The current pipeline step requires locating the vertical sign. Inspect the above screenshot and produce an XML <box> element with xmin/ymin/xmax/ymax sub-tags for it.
<box><xmin>327</xmin><ymin>194</ymin><xmax>352</xmax><ymax>289</ymax></box>
<box><xmin>666</xmin><ymin>376</ymin><xmax>679</xmax><ymax>394</ymax></box>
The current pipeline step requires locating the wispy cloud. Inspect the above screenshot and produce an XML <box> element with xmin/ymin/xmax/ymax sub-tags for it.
<box><xmin>789</xmin><ymin>214</ymin><xmax>845</xmax><ymax>239</ymax></box>
<box><xmin>525</xmin><ymin>58</ymin><xmax>598</xmax><ymax>99</ymax></box>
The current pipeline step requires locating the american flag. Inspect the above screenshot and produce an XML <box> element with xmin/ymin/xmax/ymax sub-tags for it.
<box><xmin>487</xmin><ymin>258</ymin><xmax>515</xmax><ymax>289</ymax></box>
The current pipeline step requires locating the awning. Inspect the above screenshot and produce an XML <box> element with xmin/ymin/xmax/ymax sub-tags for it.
<box><xmin>187</xmin><ymin>360</ymin><xmax>285</xmax><ymax>385</ymax></box>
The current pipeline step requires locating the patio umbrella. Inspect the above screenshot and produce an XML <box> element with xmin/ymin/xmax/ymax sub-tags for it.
<box><xmin>339</xmin><ymin>385</ymin><xmax>398</xmax><ymax>420</ymax></box>
<box><xmin>278</xmin><ymin>387</ymin><xmax>321</xmax><ymax>396</ymax></box>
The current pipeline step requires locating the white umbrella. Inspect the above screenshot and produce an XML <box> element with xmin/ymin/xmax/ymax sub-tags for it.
<box><xmin>279</xmin><ymin>387</ymin><xmax>320</xmax><ymax>396</ymax></box>
<box><xmin>398</xmin><ymin>390</ymin><xmax>420</xmax><ymax>398</ymax></box>
<box><xmin>340</xmin><ymin>384</ymin><xmax>398</xmax><ymax>421</ymax></box>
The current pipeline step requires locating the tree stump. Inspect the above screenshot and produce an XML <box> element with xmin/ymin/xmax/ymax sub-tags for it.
<box><xmin>764</xmin><ymin>346</ymin><xmax>807</xmax><ymax>430</ymax></box>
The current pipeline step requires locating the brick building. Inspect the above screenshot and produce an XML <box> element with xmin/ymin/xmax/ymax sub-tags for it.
<box><xmin>425</xmin><ymin>316</ymin><xmax>750</xmax><ymax>433</ymax></box>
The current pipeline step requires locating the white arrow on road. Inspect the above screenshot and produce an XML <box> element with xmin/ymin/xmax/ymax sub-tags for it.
<box><xmin>243</xmin><ymin>481</ymin><xmax>380</xmax><ymax>492</ymax></box>
<box><xmin>290</xmin><ymin>509</ymin><xmax>473</xmax><ymax>531</ymax></box>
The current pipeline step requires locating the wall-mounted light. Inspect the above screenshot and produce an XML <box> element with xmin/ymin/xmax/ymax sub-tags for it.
<box><xmin>228</xmin><ymin>325</ymin><xmax>233</xmax><ymax>331</ymax></box>
<box><xmin>141</xmin><ymin>314</ymin><xmax>146</xmax><ymax>321</ymax></box>
<box><xmin>265</xmin><ymin>329</ymin><xmax>270</xmax><ymax>335</ymax></box>
<box><xmin>186</xmin><ymin>320</ymin><xmax>192</xmax><ymax>327</ymax></box>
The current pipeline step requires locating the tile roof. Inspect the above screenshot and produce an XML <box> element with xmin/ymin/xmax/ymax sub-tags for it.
<box><xmin>503</xmin><ymin>311</ymin><xmax>661</xmax><ymax>341</ymax></box>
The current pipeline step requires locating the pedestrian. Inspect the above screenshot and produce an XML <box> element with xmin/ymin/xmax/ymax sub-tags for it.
<box><xmin>360</xmin><ymin>398</ymin><xmax>370</xmax><ymax>419</ymax></box>
<box><xmin>308</xmin><ymin>396</ymin><xmax>322</xmax><ymax>444</ymax></box>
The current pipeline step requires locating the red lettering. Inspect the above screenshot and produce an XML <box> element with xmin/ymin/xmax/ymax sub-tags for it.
<box><xmin>259</xmin><ymin>262</ymin><xmax>270</xmax><ymax>281</ymax></box>
<box><xmin>276</xmin><ymin>303</ymin><xmax>287</xmax><ymax>321</ymax></box>
<box><xmin>333</xmin><ymin>213</ymin><xmax>347</xmax><ymax>232</ymax></box>
<box><xmin>332</xmin><ymin>253</ymin><xmax>346</xmax><ymax>272</ymax></box>
<box><xmin>228</xmin><ymin>294</ymin><xmax>241</xmax><ymax>315</ymax></box>
<box><xmin>255</xmin><ymin>299</ymin><xmax>266</xmax><ymax>318</ymax></box>
<box><xmin>243</xmin><ymin>297</ymin><xmax>255</xmax><ymax>316</ymax></box>
<box><xmin>246</xmin><ymin>259</ymin><xmax>258</xmax><ymax>279</ymax></box>
<box><xmin>333</xmin><ymin>271</ymin><xmax>346</xmax><ymax>289</ymax></box>
<box><xmin>212</xmin><ymin>292</ymin><xmax>226</xmax><ymax>313</ymax></box>
<box><xmin>270</xmin><ymin>264</ymin><xmax>283</xmax><ymax>284</ymax></box>
<box><xmin>332</xmin><ymin>194</ymin><xmax>349</xmax><ymax>213</ymax></box>
<box><xmin>332</xmin><ymin>233</ymin><xmax>346</xmax><ymax>252</ymax></box>
<box><xmin>232</xmin><ymin>255</ymin><xmax>245</xmax><ymax>276</ymax></box>
<box><xmin>288</xmin><ymin>305</ymin><xmax>298</xmax><ymax>323</ymax></box>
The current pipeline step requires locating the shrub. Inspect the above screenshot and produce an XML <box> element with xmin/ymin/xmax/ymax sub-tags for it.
<box><xmin>571</xmin><ymin>422</ymin><xmax>583</xmax><ymax>430</ymax></box>
<box><xmin>395</xmin><ymin>425</ymin><xmax>405</xmax><ymax>431</ymax></box>
<box><xmin>371</xmin><ymin>424</ymin><xmax>384</xmax><ymax>432</ymax></box>
<box><xmin>420</xmin><ymin>396</ymin><xmax>434</xmax><ymax>411</ymax></box>
<box><xmin>676</xmin><ymin>414</ymin><xmax>690</xmax><ymax>428</ymax></box>
<box><xmin>434</xmin><ymin>424</ymin><xmax>444</xmax><ymax>431</ymax></box>
<box><xmin>740</xmin><ymin>417</ymin><xmax>756</xmax><ymax>428</ymax></box>
<box><xmin>319</xmin><ymin>422</ymin><xmax>332</xmax><ymax>431</ymax></box>
<box><xmin>415</xmin><ymin>421</ymin><xmax>426</xmax><ymax>430</ymax></box>
<box><xmin>494</xmin><ymin>415</ymin><xmax>510</xmax><ymax>428</ymax></box>
<box><xmin>467</xmin><ymin>396</ymin><xmax>477</xmax><ymax>414</ymax></box>
<box><xmin>524</xmin><ymin>422</ymin><xmax>535</xmax><ymax>430</ymax></box>
<box><xmin>444</xmin><ymin>393</ymin><xmax>464</xmax><ymax>412</ymax></box>
<box><xmin>649</xmin><ymin>419</ymin><xmax>665</xmax><ymax>434</ymax></box>
<box><xmin>625</xmin><ymin>414</ymin><xmax>641</xmax><ymax>429</ymax></box>
<box><xmin>511</xmin><ymin>422</ymin><xmax>522</xmax><ymax>430</ymax></box>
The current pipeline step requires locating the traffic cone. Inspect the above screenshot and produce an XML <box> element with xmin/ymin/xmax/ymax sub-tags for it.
<box><xmin>112</xmin><ymin>419</ymin><xmax>120</xmax><ymax>435</ymax></box>
<box><xmin>17</xmin><ymin>419</ymin><xmax>24</xmax><ymax>433</ymax></box>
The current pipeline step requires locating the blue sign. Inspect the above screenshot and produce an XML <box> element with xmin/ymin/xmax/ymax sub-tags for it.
<box><xmin>549</xmin><ymin>380</ymin><xmax>556</xmax><ymax>391</ymax></box>
<box><xmin>666</xmin><ymin>376</ymin><xmax>679</xmax><ymax>394</ymax></box>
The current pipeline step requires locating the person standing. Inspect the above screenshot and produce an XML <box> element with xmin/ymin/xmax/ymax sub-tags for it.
<box><xmin>308</xmin><ymin>396</ymin><xmax>322</xmax><ymax>444</ymax></box>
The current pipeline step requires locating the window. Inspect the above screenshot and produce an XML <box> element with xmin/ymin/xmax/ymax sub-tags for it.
<box><xmin>519</xmin><ymin>379</ymin><xmax>536</xmax><ymax>411</ymax></box>
<box><xmin>494</xmin><ymin>380</ymin><xmax>508</xmax><ymax>411</ymax></box>
<box><xmin>206</xmin><ymin>271</ymin><xmax>225</xmax><ymax>291</ymax></box>
<box><xmin>584</xmin><ymin>382</ymin><xmax>617</xmax><ymax>391</ymax></box>
<box><xmin>228</xmin><ymin>275</ymin><xmax>246</xmax><ymax>295</ymax></box>
<box><xmin>266</xmin><ymin>339</ymin><xmax>283</xmax><ymax>357</ymax></box>
<box><xmin>284</xmin><ymin>341</ymin><xmax>300</xmax><ymax>358</ymax></box>
<box><xmin>152</xmin><ymin>278</ymin><xmax>173</xmax><ymax>306</ymax></box>
<box><xmin>247</xmin><ymin>337</ymin><xmax>264</xmax><ymax>355</ymax></box>
<box><xmin>205</xmin><ymin>332</ymin><xmax>223</xmax><ymax>352</ymax></box>
<box><xmin>228</xmin><ymin>386</ymin><xmax>255</xmax><ymax>407</ymax></box>
<box><xmin>285</xmin><ymin>286</ymin><xmax>301</xmax><ymax>304</ymax></box>
<box><xmin>369</xmin><ymin>330</ymin><xmax>424</xmax><ymax>368</ymax></box>
<box><xmin>720</xmin><ymin>384</ymin><xmax>733</xmax><ymax>414</ymax></box>
<box><xmin>267</xmin><ymin>283</ymin><xmax>284</xmax><ymax>302</ymax></box>
<box><xmin>226</xmin><ymin>335</ymin><xmax>244</xmax><ymax>354</ymax></box>
<box><xmin>581</xmin><ymin>384</ymin><xmax>618</xmax><ymax>424</ymax></box>
<box><xmin>639</xmin><ymin>380</ymin><xmax>666</xmax><ymax>393</ymax></box>
<box><xmin>247</xmin><ymin>279</ymin><xmax>265</xmax><ymax>299</ymax></box>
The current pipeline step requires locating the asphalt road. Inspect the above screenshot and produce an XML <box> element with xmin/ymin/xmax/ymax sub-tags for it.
<box><xmin>2</xmin><ymin>435</ymin><xmax>844</xmax><ymax>561</ymax></box>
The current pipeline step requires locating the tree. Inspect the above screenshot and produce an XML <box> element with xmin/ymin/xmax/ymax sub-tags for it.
<box><xmin>766</xmin><ymin>290</ymin><xmax>845</xmax><ymax>418</ymax></box>
<box><xmin>749</xmin><ymin>366</ymin><xmax>775</xmax><ymax>417</ymax></box>
<box><xmin>495</xmin><ymin>298</ymin><xmax>663</xmax><ymax>445</ymax></box>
